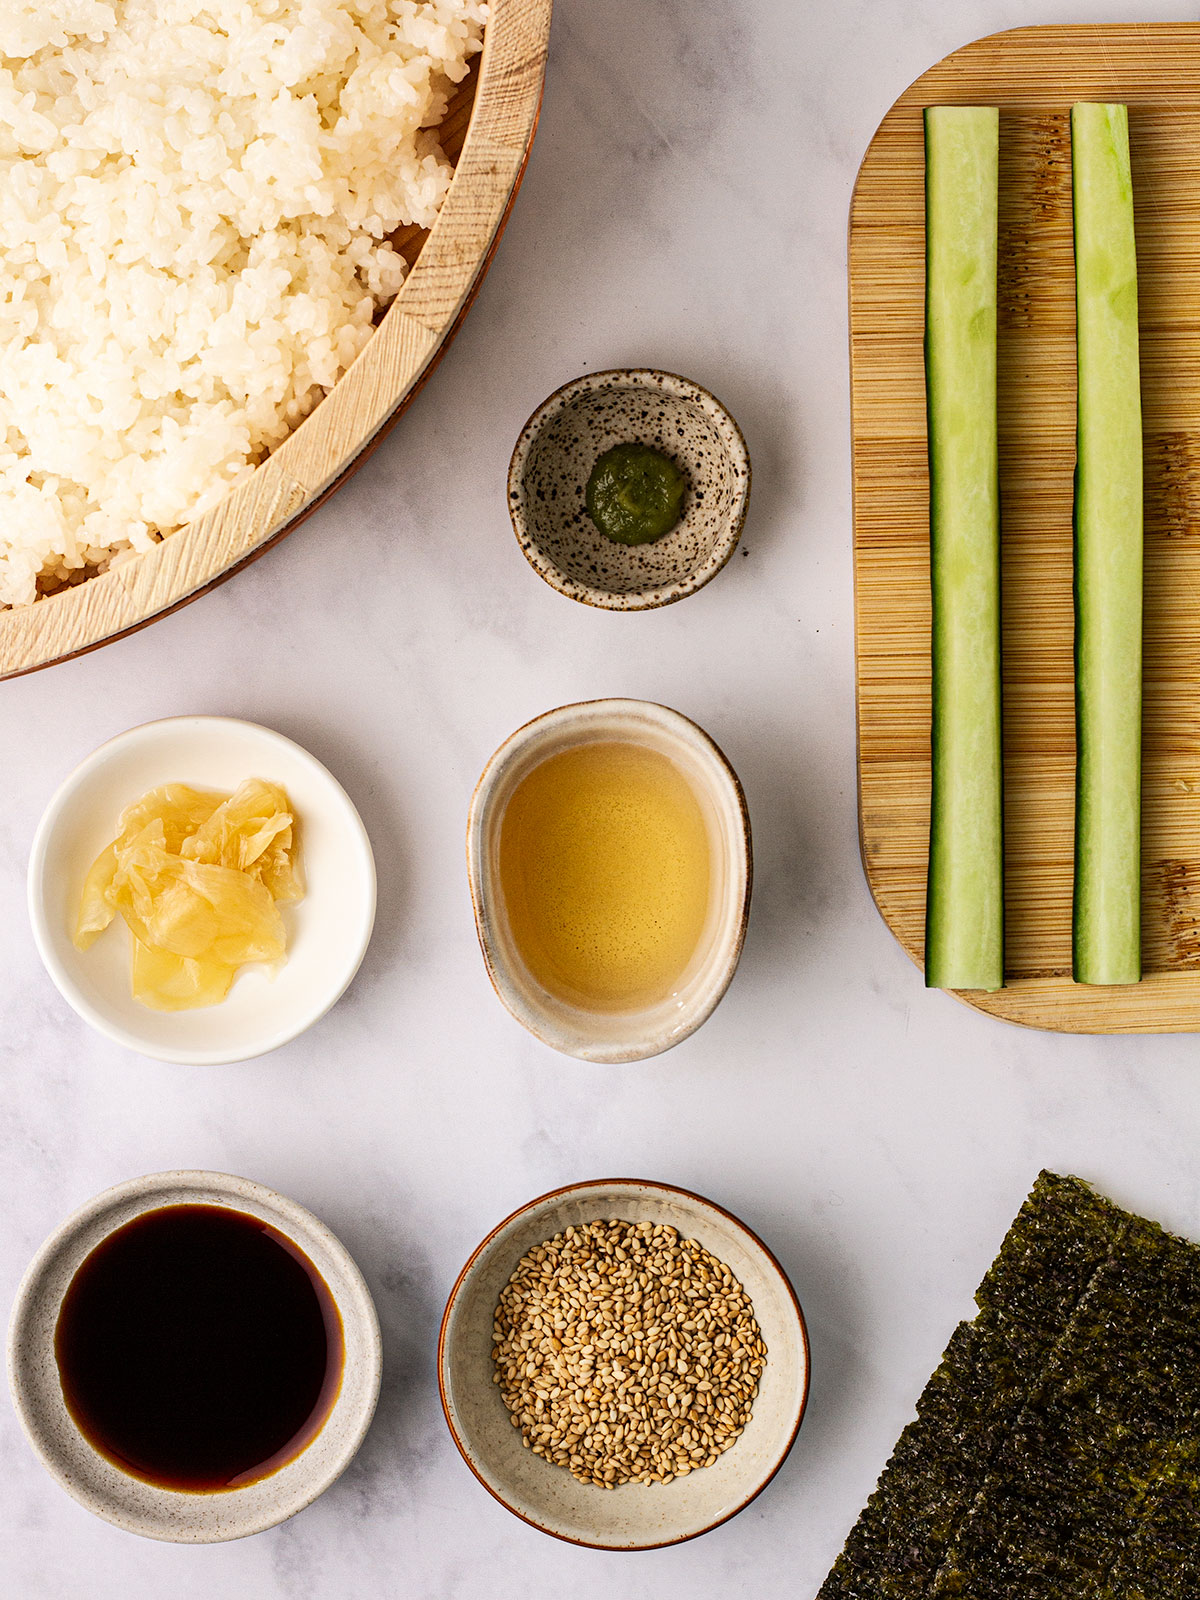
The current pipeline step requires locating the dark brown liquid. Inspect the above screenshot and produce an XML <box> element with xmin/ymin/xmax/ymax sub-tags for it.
<box><xmin>55</xmin><ymin>1204</ymin><xmax>343</xmax><ymax>1492</ymax></box>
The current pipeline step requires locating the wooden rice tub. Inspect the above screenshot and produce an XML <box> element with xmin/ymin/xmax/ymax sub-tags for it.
<box><xmin>0</xmin><ymin>0</ymin><xmax>553</xmax><ymax>679</ymax></box>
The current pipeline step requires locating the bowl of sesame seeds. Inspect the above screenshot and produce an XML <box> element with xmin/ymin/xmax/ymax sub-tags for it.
<box><xmin>437</xmin><ymin>1178</ymin><xmax>809</xmax><ymax>1549</ymax></box>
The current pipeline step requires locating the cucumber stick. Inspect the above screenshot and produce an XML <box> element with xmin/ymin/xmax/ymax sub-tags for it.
<box><xmin>1071</xmin><ymin>104</ymin><xmax>1143</xmax><ymax>986</ymax></box>
<box><xmin>924</xmin><ymin>106</ymin><xmax>1003</xmax><ymax>992</ymax></box>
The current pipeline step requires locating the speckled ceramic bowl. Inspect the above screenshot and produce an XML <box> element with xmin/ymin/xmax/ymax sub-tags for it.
<box><xmin>467</xmin><ymin>699</ymin><xmax>752</xmax><ymax>1063</ymax></box>
<box><xmin>438</xmin><ymin>1178</ymin><xmax>809</xmax><ymax>1550</ymax></box>
<box><xmin>7</xmin><ymin>1171</ymin><xmax>382</xmax><ymax>1543</ymax></box>
<box><xmin>508</xmin><ymin>370</ymin><xmax>751</xmax><ymax>608</ymax></box>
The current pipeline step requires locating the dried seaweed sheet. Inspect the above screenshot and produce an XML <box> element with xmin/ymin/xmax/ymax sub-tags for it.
<box><xmin>929</xmin><ymin>1210</ymin><xmax>1200</xmax><ymax>1599</ymax></box>
<box><xmin>818</xmin><ymin>1173</ymin><xmax>1123</xmax><ymax>1599</ymax></box>
<box><xmin>1103</xmin><ymin>1470</ymin><xmax>1200</xmax><ymax>1599</ymax></box>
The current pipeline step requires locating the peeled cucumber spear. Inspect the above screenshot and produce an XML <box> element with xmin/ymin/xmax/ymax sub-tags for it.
<box><xmin>1071</xmin><ymin>104</ymin><xmax>1143</xmax><ymax>986</ymax></box>
<box><xmin>923</xmin><ymin>105</ymin><xmax>1004</xmax><ymax>992</ymax></box>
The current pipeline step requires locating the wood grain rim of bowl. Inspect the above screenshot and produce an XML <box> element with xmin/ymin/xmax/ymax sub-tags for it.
<box><xmin>465</xmin><ymin>698</ymin><xmax>753</xmax><ymax>1062</ymax></box>
<box><xmin>437</xmin><ymin>1177</ymin><xmax>810</xmax><ymax>1551</ymax></box>
<box><xmin>506</xmin><ymin>368</ymin><xmax>752</xmax><ymax>610</ymax></box>
<box><xmin>7</xmin><ymin>1170</ymin><xmax>383</xmax><ymax>1544</ymax></box>
<box><xmin>0</xmin><ymin>0</ymin><xmax>553</xmax><ymax>681</ymax></box>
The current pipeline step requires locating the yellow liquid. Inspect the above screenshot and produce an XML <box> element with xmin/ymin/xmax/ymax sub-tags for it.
<box><xmin>498</xmin><ymin>741</ymin><xmax>712</xmax><ymax>1013</ymax></box>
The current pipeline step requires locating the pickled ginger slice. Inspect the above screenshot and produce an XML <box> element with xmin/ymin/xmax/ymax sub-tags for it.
<box><xmin>111</xmin><ymin>852</ymin><xmax>286</xmax><ymax>967</ymax></box>
<box><xmin>181</xmin><ymin>778</ymin><xmax>304</xmax><ymax>903</ymax></box>
<box><xmin>104</xmin><ymin>822</ymin><xmax>172</xmax><ymax>939</ymax></box>
<box><xmin>254</xmin><ymin>820</ymin><xmax>304</xmax><ymax>905</ymax></box>
<box><xmin>181</xmin><ymin>779</ymin><xmax>293</xmax><ymax>873</ymax></box>
<box><xmin>116</xmin><ymin>785</ymin><xmax>224</xmax><ymax>854</ymax></box>
<box><xmin>74</xmin><ymin>776</ymin><xmax>303</xmax><ymax>1011</ymax></box>
<box><xmin>131</xmin><ymin>937</ymin><xmax>237</xmax><ymax>1011</ymax></box>
<box><xmin>73</xmin><ymin>788</ymin><xmax>220</xmax><ymax>952</ymax></box>
<box><xmin>74</xmin><ymin>842</ymin><xmax>119</xmax><ymax>951</ymax></box>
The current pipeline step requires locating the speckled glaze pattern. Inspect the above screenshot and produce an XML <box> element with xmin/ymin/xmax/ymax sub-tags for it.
<box><xmin>7</xmin><ymin>1171</ymin><xmax>382</xmax><ymax>1544</ymax></box>
<box><xmin>438</xmin><ymin>1179</ymin><xmax>809</xmax><ymax>1550</ymax></box>
<box><xmin>507</xmin><ymin>370</ymin><xmax>751</xmax><ymax>609</ymax></box>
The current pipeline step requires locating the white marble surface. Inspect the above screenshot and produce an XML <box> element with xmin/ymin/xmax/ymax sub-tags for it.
<box><xmin>3</xmin><ymin>1</ymin><xmax>1198</xmax><ymax>1594</ymax></box>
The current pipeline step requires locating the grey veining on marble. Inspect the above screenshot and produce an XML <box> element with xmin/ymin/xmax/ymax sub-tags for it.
<box><xmin>3</xmin><ymin>2</ymin><xmax>1200</xmax><ymax>1596</ymax></box>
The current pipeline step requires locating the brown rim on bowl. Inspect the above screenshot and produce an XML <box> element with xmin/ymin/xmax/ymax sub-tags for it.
<box><xmin>465</xmin><ymin>699</ymin><xmax>754</xmax><ymax>1062</ymax></box>
<box><xmin>507</xmin><ymin>369</ymin><xmax>752</xmax><ymax>610</ymax></box>
<box><xmin>437</xmin><ymin>1176</ymin><xmax>810</xmax><ymax>1550</ymax></box>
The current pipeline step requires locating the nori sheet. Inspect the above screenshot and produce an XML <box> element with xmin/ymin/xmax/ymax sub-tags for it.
<box><xmin>926</xmin><ymin>1207</ymin><xmax>1200</xmax><ymax>1600</ymax></box>
<box><xmin>1103</xmin><ymin>1461</ymin><xmax>1200</xmax><ymax>1599</ymax></box>
<box><xmin>818</xmin><ymin>1172</ymin><xmax>1123</xmax><ymax>1599</ymax></box>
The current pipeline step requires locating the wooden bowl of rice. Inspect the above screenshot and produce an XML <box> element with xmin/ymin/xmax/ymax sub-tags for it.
<box><xmin>0</xmin><ymin>0</ymin><xmax>552</xmax><ymax>679</ymax></box>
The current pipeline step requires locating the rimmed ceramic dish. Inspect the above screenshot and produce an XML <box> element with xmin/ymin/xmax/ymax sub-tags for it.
<box><xmin>0</xmin><ymin>0</ymin><xmax>552</xmax><ymax>681</ymax></box>
<box><xmin>28</xmin><ymin>716</ymin><xmax>376</xmax><ymax>1065</ymax></box>
<box><xmin>7</xmin><ymin>1170</ymin><xmax>382</xmax><ymax>1544</ymax></box>
<box><xmin>438</xmin><ymin>1177</ymin><xmax>809</xmax><ymax>1550</ymax></box>
<box><xmin>466</xmin><ymin>699</ymin><xmax>752</xmax><ymax>1062</ymax></box>
<box><xmin>508</xmin><ymin>369</ymin><xmax>751</xmax><ymax>609</ymax></box>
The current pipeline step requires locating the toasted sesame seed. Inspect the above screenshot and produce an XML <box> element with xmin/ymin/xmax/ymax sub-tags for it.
<box><xmin>491</xmin><ymin>1219</ymin><xmax>766</xmax><ymax>1489</ymax></box>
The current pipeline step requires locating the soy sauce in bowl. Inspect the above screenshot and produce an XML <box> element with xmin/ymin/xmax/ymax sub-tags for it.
<box><xmin>55</xmin><ymin>1204</ymin><xmax>343</xmax><ymax>1492</ymax></box>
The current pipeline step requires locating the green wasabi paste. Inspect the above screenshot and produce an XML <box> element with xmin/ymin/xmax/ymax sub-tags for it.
<box><xmin>585</xmin><ymin>443</ymin><xmax>687</xmax><ymax>546</ymax></box>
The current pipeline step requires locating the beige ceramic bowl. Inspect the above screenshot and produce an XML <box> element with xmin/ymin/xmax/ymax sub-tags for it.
<box><xmin>467</xmin><ymin>699</ymin><xmax>752</xmax><ymax>1062</ymax></box>
<box><xmin>508</xmin><ymin>369</ymin><xmax>751</xmax><ymax>609</ymax></box>
<box><xmin>438</xmin><ymin>1178</ymin><xmax>809</xmax><ymax>1549</ymax></box>
<box><xmin>7</xmin><ymin>1170</ymin><xmax>382</xmax><ymax>1543</ymax></box>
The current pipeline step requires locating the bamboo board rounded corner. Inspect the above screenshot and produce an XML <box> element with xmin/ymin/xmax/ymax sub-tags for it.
<box><xmin>852</xmin><ymin>22</ymin><xmax>1200</xmax><ymax>1035</ymax></box>
<box><xmin>0</xmin><ymin>0</ymin><xmax>553</xmax><ymax>681</ymax></box>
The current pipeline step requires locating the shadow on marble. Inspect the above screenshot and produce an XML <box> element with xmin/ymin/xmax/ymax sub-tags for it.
<box><xmin>763</xmin><ymin>1230</ymin><xmax>861</xmax><ymax>1513</ymax></box>
<box><xmin>257</xmin><ymin>712</ymin><xmax>414</xmax><ymax>997</ymax></box>
<box><xmin>302</xmin><ymin>1201</ymin><xmax>445</xmax><ymax>1522</ymax></box>
<box><xmin>718</xmin><ymin>705</ymin><xmax>847</xmax><ymax>991</ymax></box>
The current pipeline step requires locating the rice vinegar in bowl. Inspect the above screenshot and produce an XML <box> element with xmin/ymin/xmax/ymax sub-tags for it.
<box><xmin>499</xmin><ymin>742</ymin><xmax>712</xmax><ymax>1014</ymax></box>
<box><xmin>468</xmin><ymin>701</ymin><xmax>751</xmax><ymax>1062</ymax></box>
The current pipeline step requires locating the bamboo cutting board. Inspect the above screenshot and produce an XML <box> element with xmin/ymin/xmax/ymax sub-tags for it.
<box><xmin>851</xmin><ymin>22</ymin><xmax>1200</xmax><ymax>1032</ymax></box>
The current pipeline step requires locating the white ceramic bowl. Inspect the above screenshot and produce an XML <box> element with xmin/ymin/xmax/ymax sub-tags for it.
<box><xmin>466</xmin><ymin>699</ymin><xmax>752</xmax><ymax>1063</ymax></box>
<box><xmin>28</xmin><ymin>716</ymin><xmax>376</xmax><ymax>1064</ymax></box>
<box><xmin>438</xmin><ymin>1178</ymin><xmax>809</xmax><ymax>1549</ymax></box>
<box><xmin>7</xmin><ymin>1170</ymin><xmax>382</xmax><ymax>1543</ymax></box>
